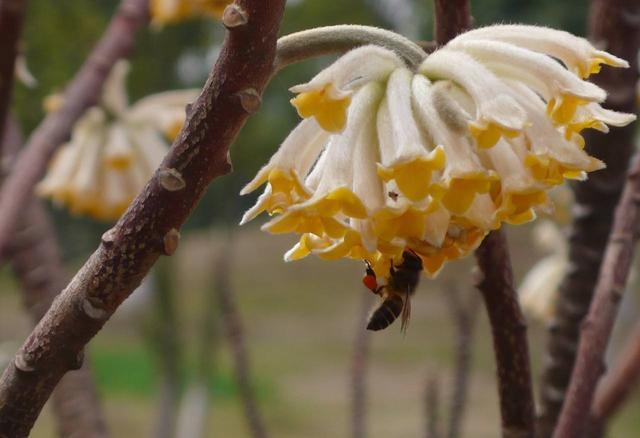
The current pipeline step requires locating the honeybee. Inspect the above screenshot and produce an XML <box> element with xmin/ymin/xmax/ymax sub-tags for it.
<box><xmin>362</xmin><ymin>250</ymin><xmax>423</xmax><ymax>332</ymax></box>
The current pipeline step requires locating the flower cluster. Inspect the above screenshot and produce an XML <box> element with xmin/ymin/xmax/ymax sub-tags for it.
<box><xmin>240</xmin><ymin>24</ymin><xmax>636</xmax><ymax>278</ymax></box>
<box><xmin>150</xmin><ymin>0</ymin><xmax>231</xmax><ymax>25</ymax></box>
<box><xmin>37</xmin><ymin>61</ymin><xmax>198</xmax><ymax>221</ymax></box>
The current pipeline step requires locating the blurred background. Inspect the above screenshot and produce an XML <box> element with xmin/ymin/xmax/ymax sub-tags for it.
<box><xmin>1</xmin><ymin>0</ymin><xmax>639</xmax><ymax>436</ymax></box>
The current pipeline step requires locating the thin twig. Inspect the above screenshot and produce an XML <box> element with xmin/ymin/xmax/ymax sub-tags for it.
<box><xmin>351</xmin><ymin>293</ymin><xmax>373</xmax><ymax>438</ymax></box>
<box><xmin>537</xmin><ymin>1</ymin><xmax>640</xmax><ymax>435</ymax></box>
<box><xmin>0</xmin><ymin>1</ymin><xmax>286</xmax><ymax>435</ymax></box>
<box><xmin>433</xmin><ymin>0</ymin><xmax>472</xmax><ymax>45</ymax></box>
<box><xmin>553</xmin><ymin>153</ymin><xmax>640</xmax><ymax>437</ymax></box>
<box><xmin>425</xmin><ymin>376</ymin><xmax>441</xmax><ymax>438</ymax></box>
<box><xmin>3</xmin><ymin>121</ymin><xmax>108</xmax><ymax>437</ymax></box>
<box><xmin>475</xmin><ymin>230</ymin><xmax>536</xmax><ymax>438</ymax></box>
<box><xmin>149</xmin><ymin>258</ymin><xmax>182</xmax><ymax>438</ymax></box>
<box><xmin>215</xmin><ymin>231</ymin><xmax>268</xmax><ymax>438</ymax></box>
<box><xmin>0</xmin><ymin>0</ymin><xmax>149</xmax><ymax>261</ymax></box>
<box><xmin>0</xmin><ymin>0</ymin><xmax>27</xmax><ymax>147</ymax></box>
<box><xmin>588</xmin><ymin>320</ymin><xmax>640</xmax><ymax>437</ymax></box>
<box><xmin>444</xmin><ymin>286</ymin><xmax>480</xmax><ymax>438</ymax></box>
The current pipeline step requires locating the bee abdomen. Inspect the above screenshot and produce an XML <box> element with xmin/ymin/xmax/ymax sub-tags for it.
<box><xmin>366</xmin><ymin>294</ymin><xmax>404</xmax><ymax>331</ymax></box>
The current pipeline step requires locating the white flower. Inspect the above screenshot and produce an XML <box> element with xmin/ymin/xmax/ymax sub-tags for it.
<box><xmin>241</xmin><ymin>25</ymin><xmax>636</xmax><ymax>279</ymax></box>
<box><xmin>37</xmin><ymin>61</ymin><xmax>198</xmax><ymax>221</ymax></box>
<box><xmin>519</xmin><ymin>221</ymin><xmax>568</xmax><ymax>324</ymax></box>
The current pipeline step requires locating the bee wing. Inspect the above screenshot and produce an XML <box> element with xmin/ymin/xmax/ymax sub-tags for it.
<box><xmin>400</xmin><ymin>286</ymin><xmax>411</xmax><ymax>333</ymax></box>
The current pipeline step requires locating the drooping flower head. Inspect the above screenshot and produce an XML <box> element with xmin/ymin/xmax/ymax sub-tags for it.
<box><xmin>241</xmin><ymin>24</ymin><xmax>635</xmax><ymax>279</ymax></box>
<box><xmin>150</xmin><ymin>0</ymin><xmax>231</xmax><ymax>25</ymax></box>
<box><xmin>37</xmin><ymin>61</ymin><xmax>198</xmax><ymax>221</ymax></box>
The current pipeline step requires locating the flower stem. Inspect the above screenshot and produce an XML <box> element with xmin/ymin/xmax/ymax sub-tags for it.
<box><xmin>275</xmin><ymin>25</ymin><xmax>427</xmax><ymax>71</ymax></box>
<box><xmin>474</xmin><ymin>230</ymin><xmax>536</xmax><ymax>438</ymax></box>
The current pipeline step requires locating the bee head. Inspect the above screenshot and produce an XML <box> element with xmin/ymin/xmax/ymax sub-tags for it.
<box><xmin>401</xmin><ymin>250</ymin><xmax>423</xmax><ymax>271</ymax></box>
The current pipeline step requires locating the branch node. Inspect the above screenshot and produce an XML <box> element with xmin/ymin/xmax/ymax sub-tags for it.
<box><xmin>237</xmin><ymin>88</ymin><xmax>261</xmax><ymax>114</ymax></box>
<box><xmin>101</xmin><ymin>228</ymin><xmax>117</xmax><ymax>245</ymax></box>
<box><xmin>81</xmin><ymin>297</ymin><xmax>108</xmax><ymax>320</ymax></box>
<box><xmin>14</xmin><ymin>352</ymin><xmax>35</xmax><ymax>373</ymax></box>
<box><xmin>70</xmin><ymin>349</ymin><xmax>85</xmax><ymax>371</ymax></box>
<box><xmin>223</xmin><ymin>4</ymin><xmax>248</xmax><ymax>29</ymax></box>
<box><xmin>163</xmin><ymin>228</ymin><xmax>180</xmax><ymax>256</ymax></box>
<box><xmin>158</xmin><ymin>168</ymin><xmax>186</xmax><ymax>192</ymax></box>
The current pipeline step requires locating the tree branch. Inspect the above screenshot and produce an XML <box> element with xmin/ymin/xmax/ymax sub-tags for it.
<box><xmin>2</xmin><ymin>120</ymin><xmax>108</xmax><ymax>437</ymax></box>
<box><xmin>444</xmin><ymin>286</ymin><xmax>479</xmax><ymax>438</ymax></box>
<box><xmin>475</xmin><ymin>230</ymin><xmax>536</xmax><ymax>438</ymax></box>
<box><xmin>0</xmin><ymin>0</ymin><xmax>27</xmax><ymax>149</ymax></box>
<box><xmin>0</xmin><ymin>1</ymin><xmax>286</xmax><ymax>435</ymax></box>
<box><xmin>588</xmin><ymin>320</ymin><xmax>640</xmax><ymax>437</ymax></box>
<box><xmin>433</xmin><ymin>0</ymin><xmax>472</xmax><ymax>45</ymax></box>
<box><xmin>425</xmin><ymin>376</ymin><xmax>441</xmax><ymax>438</ymax></box>
<box><xmin>351</xmin><ymin>293</ymin><xmax>373</xmax><ymax>438</ymax></box>
<box><xmin>537</xmin><ymin>1</ymin><xmax>640</xmax><ymax>435</ymax></box>
<box><xmin>0</xmin><ymin>0</ymin><xmax>149</xmax><ymax>262</ymax></box>
<box><xmin>553</xmin><ymin>152</ymin><xmax>640</xmax><ymax>437</ymax></box>
<box><xmin>215</xmin><ymin>233</ymin><xmax>268</xmax><ymax>438</ymax></box>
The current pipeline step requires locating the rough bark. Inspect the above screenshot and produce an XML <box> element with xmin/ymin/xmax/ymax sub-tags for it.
<box><xmin>475</xmin><ymin>231</ymin><xmax>535</xmax><ymax>438</ymax></box>
<box><xmin>351</xmin><ymin>293</ymin><xmax>373</xmax><ymax>438</ymax></box>
<box><xmin>0</xmin><ymin>0</ymin><xmax>27</xmax><ymax>148</ymax></box>
<box><xmin>215</xmin><ymin>238</ymin><xmax>268</xmax><ymax>438</ymax></box>
<box><xmin>0</xmin><ymin>1</ymin><xmax>286</xmax><ymax>435</ymax></box>
<box><xmin>0</xmin><ymin>0</ymin><xmax>149</xmax><ymax>261</ymax></box>
<box><xmin>588</xmin><ymin>320</ymin><xmax>640</xmax><ymax>437</ymax></box>
<box><xmin>537</xmin><ymin>1</ymin><xmax>640</xmax><ymax>435</ymax></box>
<box><xmin>553</xmin><ymin>153</ymin><xmax>640</xmax><ymax>437</ymax></box>
<box><xmin>433</xmin><ymin>0</ymin><xmax>471</xmax><ymax>45</ymax></box>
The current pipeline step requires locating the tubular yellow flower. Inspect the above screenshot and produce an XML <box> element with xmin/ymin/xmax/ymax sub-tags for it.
<box><xmin>37</xmin><ymin>61</ymin><xmax>198</xmax><ymax>221</ymax></box>
<box><xmin>241</xmin><ymin>25</ymin><xmax>635</xmax><ymax>284</ymax></box>
<box><xmin>150</xmin><ymin>0</ymin><xmax>230</xmax><ymax>25</ymax></box>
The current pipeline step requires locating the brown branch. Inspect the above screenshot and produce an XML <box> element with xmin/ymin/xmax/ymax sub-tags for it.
<box><xmin>149</xmin><ymin>258</ymin><xmax>182</xmax><ymax>438</ymax></box>
<box><xmin>537</xmin><ymin>1</ymin><xmax>640</xmax><ymax>435</ymax></box>
<box><xmin>0</xmin><ymin>0</ymin><xmax>149</xmax><ymax>262</ymax></box>
<box><xmin>433</xmin><ymin>0</ymin><xmax>472</xmax><ymax>45</ymax></box>
<box><xmin>0</xmin><ymin>1</ymin><xmax>286</xmax><ymax>435</ymax></box>
<box><xmin>552</xmin><ymin>153</ymin><xmax>640</xmax><ymax>437</ymax></box>
<box><xmin>425</xmin><ymin>376</ymin><xmax>441</xmax><ymax>438</ymax></box>
<box><xmin>588</xmin><ymin>320</ymin><xmax>640</xmax><ymax>436</ymax></box>
<box><xmin>3</xmin><ymin>121</ymin><xmax>107</xmax><ymax>437</ymax></box>
<box><xmin>444</xmin><ymin>286</ymin><xmax>479</xmax><ymax>438</ymax></box>
<box><xmin>215</xmin><ymin>232</ymin><xmax>269</xmax><ymax>438</ymax></box>
<box><xmin>0</xmin><ymin>0</ymin><xmax>27</xmax><ymax>148</ymax></box>
<box><xmin>475</xmin><ymin>230</ymin><xmax>536</xmax><ymax>438</ymax></box>
<box><xmin>351</xmin><ymin>293</ymin><xmax>373</xmax><ymax>438</ymax></box>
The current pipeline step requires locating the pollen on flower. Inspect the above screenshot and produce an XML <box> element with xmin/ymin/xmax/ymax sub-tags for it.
<box><xmin>240</xmin><ymin>25</ymin><xmax>636</xmax><ymax>283</ymax></box>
